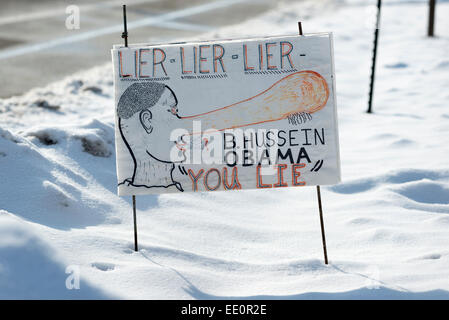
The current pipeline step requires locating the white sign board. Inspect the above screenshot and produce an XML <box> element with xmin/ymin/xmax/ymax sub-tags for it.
<box><xmin>112</xmin><ymin>33</ymin><xmax>340</xmax><ymax>196</ymax></box>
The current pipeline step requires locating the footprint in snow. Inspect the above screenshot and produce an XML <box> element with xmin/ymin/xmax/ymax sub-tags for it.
<box><xmin>410</xmin><ymin>253</ymin><xmax>442</xmax><ymax>261</ymax></box>
<box><xmin>348</xmin><ymin>217</ymin><xmax>373</xmax><ymax>225</ymax></box>
<box><xmin>420</xmin><ymin>253</ymin><xmax>441</xmax><ymax>260</ymax></box>
<box><xmin>91</xmin><ymin>262</ymin><xmax>115</xmax><ymax>271</ymax></box>
<box><xmin>385</xmin><ymin>62</ymin><xmax>408</xmax><ymax>69</ymax></box>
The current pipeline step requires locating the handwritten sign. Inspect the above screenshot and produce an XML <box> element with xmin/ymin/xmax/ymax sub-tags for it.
<box><xmin>112</xmin><ymin>33</ymin><xmax>340</xmax><ymax>195</ymax></box>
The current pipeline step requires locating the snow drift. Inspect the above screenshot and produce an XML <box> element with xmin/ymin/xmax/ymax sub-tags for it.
<box><xmin>0</xmin><ymin>0</ymin><xmax>449</xmax><ymax>299</ymax></box>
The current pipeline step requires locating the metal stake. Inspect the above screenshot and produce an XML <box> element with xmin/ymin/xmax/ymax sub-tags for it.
<box><xmin>132</xmin><ymin>195</ymin><xmax>138</xmax><ymax>251</ymax></box>
<box><xmin>367</xmin><ymin>0</ymin><xmax>382</xmax><ymax>114</ymax></box>
<box><xmin>122</xmin><ymin>5</ymin><xmax>128</xmax><ymax>47</ymax></box>
<box><xmin>297</xmin><ymin>21</ymin><xmax>303</xmax><ymax>37</ymax></box>
<box><xmin>298</xmin><ymin>21</ymin><xmax>329</xmax><ymax>265</ymax></box>
<box><xmin>428</xmin><ymin>0</ymin><xmax>436</xmax><ymax>37</ymax></box>
<box><xmin>316</xmin><ymin>186</ymin><xmax>328</xmax><ymax>264</ymax></box>
<box><xmin>121</xmin><ymin>5</ymin><xmax>137</xmax><ymax>251</ymax></box>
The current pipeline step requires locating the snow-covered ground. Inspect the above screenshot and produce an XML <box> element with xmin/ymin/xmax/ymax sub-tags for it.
<box><xmin>1</xmin><ymin>0</ymin><xmax>449</xmax><ymax>299</ymax></box>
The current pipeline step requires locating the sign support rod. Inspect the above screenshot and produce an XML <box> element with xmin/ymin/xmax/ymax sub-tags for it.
<box><xmin>122</xmin><ymin>4</ymin><xmax>128</xmax><ymax>47</ymax></box>
<box><xmin>298</xmin><ymin>21</ymin><xmax>329</xmax><ymax>265</ymax></box>
<box><xmin>132</xmin><ymin>195</ymin><xmax>138</xmax><ymax>251</ymax></box>
<box><xmin>316</xmin><ymin>186</ymin><xmax>328</xmax><ymax>264</ymax></box>
<box><xmin>367</xmin><ymin>0</ymin><xmax>382</xmax><ymax>114</ymax></box>
<box><xmin>121</xmin><ymin>4</ymin><xmax>138</xmax><ymax>251</ymax></box>
<box><xmin>428</xmin><ymin>0</ymin><xmax>436</xmax><ymax>37</ymax></box>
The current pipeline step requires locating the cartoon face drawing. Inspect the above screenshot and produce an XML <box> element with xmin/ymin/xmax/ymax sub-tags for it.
<box><xmin>117</xmin><ymin>82</ymin><xmax>184</xmax><ymax>191</ymax></box>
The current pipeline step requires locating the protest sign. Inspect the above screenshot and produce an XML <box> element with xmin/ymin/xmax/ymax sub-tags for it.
<box><xmin>112</xmin><ymin>33</ymin><xmax>340</xmax><ymax>195</ymax></box>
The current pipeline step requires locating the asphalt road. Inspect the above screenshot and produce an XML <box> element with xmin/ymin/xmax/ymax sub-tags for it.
<box><xmin>0</xmin><ymin>0</ymin><xmax>282</xmax><ymax>98</ymax></box>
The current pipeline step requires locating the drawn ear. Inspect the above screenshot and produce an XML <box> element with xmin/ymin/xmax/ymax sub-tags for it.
<box><xmin>139</xmin><ymin>109</ymin><xmax>153</xmax><ymax>134</ymax></box>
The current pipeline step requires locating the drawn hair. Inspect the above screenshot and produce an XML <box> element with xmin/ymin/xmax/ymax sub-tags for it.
<box><xmin>117</xmin><ymin>82</ymin><xmax>166</xmax><ymax>119</ymax></box>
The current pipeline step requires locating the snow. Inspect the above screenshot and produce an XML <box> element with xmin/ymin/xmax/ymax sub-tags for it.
<box><xmin>1</xmin><ymin>0</ymin><xmax>449</xmax><ymax>299</ymax></box>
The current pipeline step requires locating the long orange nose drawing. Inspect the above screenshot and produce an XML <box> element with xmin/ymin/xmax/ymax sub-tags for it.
<box><xmin>181</xmin><ymin>70</ymin><xmax>329</xmax><ymax>133</ymax></box>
